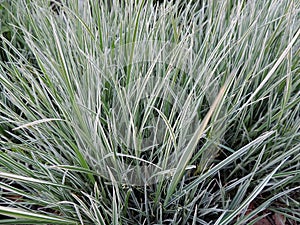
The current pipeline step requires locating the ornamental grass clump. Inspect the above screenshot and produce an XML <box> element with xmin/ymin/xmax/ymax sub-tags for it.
<box><xmin>0</xmin><ymin>0</ymin><xmax>299</xmax><ymax>224</ymax></box>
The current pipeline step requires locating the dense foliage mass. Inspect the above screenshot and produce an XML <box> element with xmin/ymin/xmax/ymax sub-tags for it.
<box><xmin>0</xmin><ymin>0</ymin><xmax>299</xmax><ymax>224</ymax></box>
